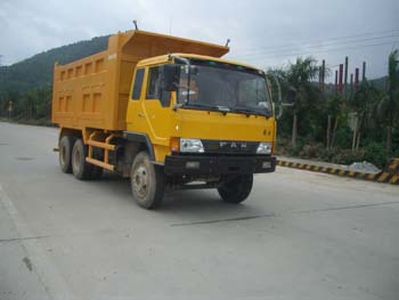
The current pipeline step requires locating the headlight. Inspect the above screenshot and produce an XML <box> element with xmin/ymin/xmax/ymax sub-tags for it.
<box><xmin>256</xmin><ymin>142</ymin><xmax>272</xmax><ymax>154</ymax></box>
<box><xmin>180</xmin><ymin>139</ymin><xmax>205</xmax><ymax>153</ymax></box>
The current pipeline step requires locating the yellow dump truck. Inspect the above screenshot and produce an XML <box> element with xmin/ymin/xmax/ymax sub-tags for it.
<box><xmin>52</xmin><ymin>30</ymin><xmax>282</xmax><ymax>209</ymax></box>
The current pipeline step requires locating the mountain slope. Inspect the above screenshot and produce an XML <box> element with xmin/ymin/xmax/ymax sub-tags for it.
<box><xmin>0</xmin><ymin>35</ymin><xmax>110</xmax><ymax>93</ymax></box>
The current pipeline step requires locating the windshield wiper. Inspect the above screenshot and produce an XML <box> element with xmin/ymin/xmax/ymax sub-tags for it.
<box><xmin>232</xmin><ymin>106</ymin><xmax>270</xmax><ymax>117</ymax></box>
<box><xmin>177</xmin><ymin>102</ymin><xmax>272</xmax><ymax>118</ymax></box>
<box><xmin>181</xmin><ymin>103</ymin><xmax>232</xmax><ymax>115</ymax></box>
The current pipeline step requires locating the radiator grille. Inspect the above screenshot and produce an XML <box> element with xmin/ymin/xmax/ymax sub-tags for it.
<box><xmin>202</xmin><ymin>140</ymin><xmax>259</xmax><ymax>154</ymax></box>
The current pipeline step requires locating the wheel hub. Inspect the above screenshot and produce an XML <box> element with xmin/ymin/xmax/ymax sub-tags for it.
<box><xmin>133</xmin><ymin>165</ymin><xmax>149</xmax><ymax>198</ymax></box>
<box><xmin>73</xmin><ymin>148</ymin><xmax>81</xmax><ymax>172</ymax></box>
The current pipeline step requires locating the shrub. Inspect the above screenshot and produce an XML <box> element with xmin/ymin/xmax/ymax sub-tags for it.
<box><xmin>363</xmin><ymin>142</ymin><xmax>388</xmax><ymax>169</ymax></box>
<box><xmin>333</xmin><ymin>126</ymin><xmax>352</xmax><ymax>149</ymax></box>
<box><xmin>299</xmin><ymin>143</ymin><xmax>325</xmax><ymax>159</ymax></box>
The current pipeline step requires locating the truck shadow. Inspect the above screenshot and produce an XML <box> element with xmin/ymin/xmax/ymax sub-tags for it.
<box><xmin>76</xmin><ymin>171</ymin><xmax>268</xmax><ymax>224</ymax></box>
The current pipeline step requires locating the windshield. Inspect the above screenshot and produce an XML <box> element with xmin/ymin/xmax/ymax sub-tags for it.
<box><xmin>176</xmin><ymin>60</ymin><xmax>272</xmax><ymax>116</ymax></box>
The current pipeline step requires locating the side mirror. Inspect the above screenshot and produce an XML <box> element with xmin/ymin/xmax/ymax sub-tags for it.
<box><xmin>283</xmin><ymin>87</ymin><xmax>296</xmax><ymax>106</ymax></box>
<box><xmin>161</xmin><ymin>64</ymin><xmax>180</xmax><ymax>91</ymax></box>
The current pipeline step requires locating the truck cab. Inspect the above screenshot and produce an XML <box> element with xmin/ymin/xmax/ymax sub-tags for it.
<box><xmin>123</xmin><ymin>53</ymin><xmax>276</xmax><ymax>208</ymax></box>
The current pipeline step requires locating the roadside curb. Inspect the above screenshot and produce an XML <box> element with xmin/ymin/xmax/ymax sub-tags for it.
<box><xmin>277</xmin><ymin>158</ymin><xmax>399</xmax><ymax>185</ymax></box>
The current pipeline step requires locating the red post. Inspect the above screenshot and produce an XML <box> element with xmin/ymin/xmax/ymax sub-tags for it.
<box><xmin>362</xmin><ymin>61</ymin><xmax>366</xmax><ymax>81</ymax></box>
<box><xmin>338</xmin><ymin>64</ymin><xmax>344</xmax><ymax>95</ymax></box>
<box><xmin>355</xmin><ymin>68</ymin><xmax>359</xmax><ymax>91</ymax></box>
<box><xmin>335</xmin><ymin>70</ymin><xmax>338</xmax><ymax>94</ymax></box>
<box><xmin>344</xmin><ymin>57</ymin><xmax>348</xmax><ymax>96</ymax></box>
<box><xmin>321</xmin><ymin>59</ymin><xmax>325</xmax><ymax>92</ymax></box>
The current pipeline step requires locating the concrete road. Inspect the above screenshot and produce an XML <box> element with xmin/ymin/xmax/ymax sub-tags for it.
<box><xmin>0</xmin><ymin>122</ymin><xmax>398</xmax><ymax>300</ymax></box>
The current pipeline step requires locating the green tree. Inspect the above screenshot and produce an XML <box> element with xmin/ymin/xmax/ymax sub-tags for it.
<box><xmin>285</xmin><ymin>57</ymin><xmax>321</xmax><ymax>147</ymax></box>
<box><xmin>377</xmin><ymin>49</ymin><xmax>399</xmax><ymax>153</ymax></box>
<box><xmin>351</xmin><ymin>80</ymin><xmax>381</xmax><ymax>151</ymax></box>
<box><xmin>325</xmin><ymin>94</ymin><xmax>344</xmax><ymax>149</ymax></box>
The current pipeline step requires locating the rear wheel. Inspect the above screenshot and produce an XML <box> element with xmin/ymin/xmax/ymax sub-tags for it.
<box><xmin>72</xmin><ymin>139</ymin><xmax>93</xmax><ymax>180</ymax></box>
<box><xmin>130</xmin><ymin>151</ymin><xmax>165</xmax><ymax>209</ymax></box>
<box><xmin>217</xmin><ymin>174</ymin><xmax>253</xmax><ymax>204</ymax></box>
<box><xmin>59</xmin><ymin>135</ymin><xmax>75</xmax><ymax>173</ymax></box>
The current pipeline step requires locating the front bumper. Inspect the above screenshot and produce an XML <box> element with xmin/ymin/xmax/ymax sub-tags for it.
<box><xmin>164</xmin><ymin>155</ymin><xmax>276</xmax><ymax>176</ymax></box>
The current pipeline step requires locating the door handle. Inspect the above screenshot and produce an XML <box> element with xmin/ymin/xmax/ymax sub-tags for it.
<box><xmin>138</xmin><ymin>113</ymin><xmax>144</xmax><ymax>118</ymax></box>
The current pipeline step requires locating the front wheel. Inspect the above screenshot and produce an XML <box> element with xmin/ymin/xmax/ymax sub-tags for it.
<box><xmin>130</xmin><ymin>151</ymin><xmax>165</xmax><ymax>209</ymax></box>
<box><xmin>217</xmin><ymin>174</ymin><xmax>253</xmax><ymax>204</ymax></box>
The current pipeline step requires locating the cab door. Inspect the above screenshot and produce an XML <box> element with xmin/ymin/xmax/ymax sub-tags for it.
<box><xmin>126</xmin><ymin>68</ymin><xmax>146</xmax><ymax>132</ymax></box>
<box><xmin>140</xmin><ymin>66</ymin><xmax>173</xmax><ymax>142</ymax></box>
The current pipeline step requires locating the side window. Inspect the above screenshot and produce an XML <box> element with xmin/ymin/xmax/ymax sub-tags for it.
<box><xmin>131</xmin><ymin>69</ymin><xmax>144</xmax><ymax>100</ymax></box>
<box><xmin>147</xmin><ymin>67</ymin><xmax>161</xmax><ymax>99</ymax></box>
<box><xmin>146</xmin><ymin>66</ymin><xmax>171</xmax><ymax>107</ymax></box>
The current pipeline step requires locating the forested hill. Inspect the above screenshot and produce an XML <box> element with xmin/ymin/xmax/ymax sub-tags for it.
<box><xmin>0</xmin><ymin>33</ymin><xmax>392</xmax><ymax>95</ymax></box>
<box><xmin>0</xmin><ymin>35</ymin><xmax>109</xmax><ymax>93</ymax></box>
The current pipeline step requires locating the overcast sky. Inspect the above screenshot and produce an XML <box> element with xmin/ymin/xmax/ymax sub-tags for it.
<box><xmin>0</xmin><ymin>0</ymin><xmax>398</xmax><ymax>80</ymax></box>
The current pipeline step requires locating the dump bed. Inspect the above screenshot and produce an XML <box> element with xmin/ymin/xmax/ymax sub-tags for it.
<box><xmin>51</xmin><ymin>30</ymin><xmax>229</xmax><ymax>131</ymax></box>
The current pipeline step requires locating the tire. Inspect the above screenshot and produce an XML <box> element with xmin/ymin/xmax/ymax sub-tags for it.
<box><xmin>59</xmin><ymin>135</ymin><xmax>75</xmax><ymax>173</ymax></box>
<box><xmin>130</xmin><ymin>151</ymin><xmax>165</xmax><ymax>209</ymax></box>
<box><xmin>217</xmin><ymin>174</ymin><xmax>253</xmax><ymax>204</ymax></box>
<box><xmin>71</xmin><ymin>139</ymin><xmax>93</xmax><ymax>180</ymax></box>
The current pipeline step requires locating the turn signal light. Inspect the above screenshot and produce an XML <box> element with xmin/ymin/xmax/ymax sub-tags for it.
<box><xmin>170</xmin><ymin>137</ymin><xmax>180</xmax><ymax>153</ymax></box>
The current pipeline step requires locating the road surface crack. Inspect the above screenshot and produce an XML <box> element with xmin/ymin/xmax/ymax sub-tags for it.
<box><xmin>0</xmin><ymin>235</ymin><xmax>51</xmax><ymax>244</ymax></box>
<box><xmin>296</xmin><ymin>201</ymin><xmax>399</xmax><ymax>214</ymax></box>
<box><xmin>170</xmin><ymin>213</ymin><xmax>275</xmax><ymax>227</ymax></box>
<box><xmin>171</xmin><ymin>201</ymin><xmax>399</xmax><ymax>227</ymax></box>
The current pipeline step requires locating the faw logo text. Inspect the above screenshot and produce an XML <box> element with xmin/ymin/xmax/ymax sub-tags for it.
<box><xmin>219</xmin><ymin>142</ymin><xmax>248</xmax><ymax>149</ymax></box>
